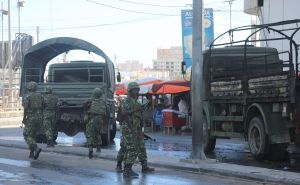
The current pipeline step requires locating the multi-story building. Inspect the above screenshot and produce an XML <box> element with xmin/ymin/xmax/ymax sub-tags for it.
<box><xmin>153</xmin><ymin>46</ymin><xmax>183</xmax><ymax>80</ymax></box>
<box><xmin>116</xmin><ymin>60</ymin><xmax>143</xmax><ymax>72</ymax></box>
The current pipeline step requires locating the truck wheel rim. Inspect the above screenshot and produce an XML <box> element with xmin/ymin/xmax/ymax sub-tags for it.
<box><xmin>250</xmin><ymin>126</ymin><xmax>261</xmax><ymax>152</ymax></box>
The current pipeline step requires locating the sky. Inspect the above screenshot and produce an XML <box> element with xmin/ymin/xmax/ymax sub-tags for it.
<box><xmin>1</xmin><ymin>0</ymin><xmax>252</xmax><ymax>67</ymax></box>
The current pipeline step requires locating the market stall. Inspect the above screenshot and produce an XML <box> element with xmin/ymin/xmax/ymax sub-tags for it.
<box><xmin>151</xmin><ymin>80</ymin><xmax>191</xmax><ymax>134</ymax></box>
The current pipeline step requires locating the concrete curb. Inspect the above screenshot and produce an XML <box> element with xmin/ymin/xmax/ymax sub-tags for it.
<box><xmin>0</xmin><ymin>139</ymin><xmax>299</xmax><ymax>185</ymax></box>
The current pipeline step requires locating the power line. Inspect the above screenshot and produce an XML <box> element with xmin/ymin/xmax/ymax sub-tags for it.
<box><xmin>86</xmin><ymin>0</ymin><xmax>178</xmax><ymax>16</ymax></box>
<box><xmin>8</xmin><ymin>16</ymin><xmax>170</xmax><ymax>31</ymax></box>
<box><xmin>117</xmin><ymin>0</ymin><xmax>186</xmax><ymax>8</ymax></box>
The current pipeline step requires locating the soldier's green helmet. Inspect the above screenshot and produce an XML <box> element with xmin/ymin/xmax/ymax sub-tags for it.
<box><xmin>92</xmin><ymin>88</ymin><xmax>103</xmax><ymax>98</ymax></box>
<box><xmin>27</xmin><ymin>81</ymin><xmax>37</xmax><ymax>91</ymax></box>
<box><xmin>127</xmin><ymin>82</ymin><xmax>140</xmax><ymax>92</ymax></box>
<box><xmin>45</xmin><ymin>86</ymin><xmax>52</xmax><ymax>94</ymax></box>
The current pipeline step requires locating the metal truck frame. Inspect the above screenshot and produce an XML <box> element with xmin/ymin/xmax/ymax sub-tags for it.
<box><xmin>202</xmin><ymin>19</ymin><xmax>300</xmax><ymax>160</ymax></box>
<box><xmin>20</xmin><ymin>37</ymin><xmax>116</xmax><ymax>145</ymax></box>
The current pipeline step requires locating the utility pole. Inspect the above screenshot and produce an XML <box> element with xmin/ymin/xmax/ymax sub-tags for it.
<box><xmin>36</xmin><ymin>26</ymin><xmax>39</xmax><ymax>43</ymax></box>
<box><xmin>17</xmin><ymin>0</ymin><xmax>24</xmax><ymax>55</ymax></box>
<box><xmin>7</xmin><ymin>0</ymin><xmax>12</xmax><ymax>108</ymax></box>
<box><xmin>226</xmin><ymin>0</ymin><xmax>236</xmax><ymax>30</ymax></box>
<box><xmin>191</xmin><ymin>0</ymin><xmax>206</xmax><ymax>160</ymax></box>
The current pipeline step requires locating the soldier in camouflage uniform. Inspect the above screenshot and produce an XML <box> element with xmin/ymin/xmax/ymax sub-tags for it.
<box><xmin>22</xmin><ymin>81</ymin><xmax>43</xmax><ymax>160</ymax></box>
<box><xmin>117</xmin><ymin>82</ymin><xmax>154</xmax><ymax>178</ymax></box>
<box><xmin>85</xmin><ymin>88</ymin><xmax>106</xmax><ymax>159</ymax></box>
<box><xmin>43</xmin><ymin>86</ymin><xmax>58</xmax><ymax>147</ymax></box>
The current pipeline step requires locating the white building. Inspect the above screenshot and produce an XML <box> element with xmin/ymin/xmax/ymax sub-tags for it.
<box><xmin>244</xmin><ymin>0</ymin><xmax>300</xmax><ymax>62</ymax></box>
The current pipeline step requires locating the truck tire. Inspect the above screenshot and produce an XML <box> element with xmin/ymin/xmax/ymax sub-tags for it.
<box><xmin>203</xmin><ymin>115</ymin><xmax>216</xmax><ymax>153</ymax></box>
<box><xmin>248</xmin><ymin>117</ymin><xmax>269</xmax><ymax>160</ymax></box>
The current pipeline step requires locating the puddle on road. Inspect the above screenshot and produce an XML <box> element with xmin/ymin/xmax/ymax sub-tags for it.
<box><xmin>0</xmin><ymin>170</ymin><xmax>22</xmax><ymax>182</ymax></box>
<box><xmin>0</xmin><ymin>158</ymin><xmax>30</xmax><ymax>168</ymax></box>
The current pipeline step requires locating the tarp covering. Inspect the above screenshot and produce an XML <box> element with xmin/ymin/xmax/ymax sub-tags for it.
<box><xmin>20</xmin><ymin>37</ymin><xmax>115</xmax><ymax>96</ymax></box>
<box><xmin>151</xmin><ymin>80</ymin><xmax>190</xmax><ymax>94</ymax></box>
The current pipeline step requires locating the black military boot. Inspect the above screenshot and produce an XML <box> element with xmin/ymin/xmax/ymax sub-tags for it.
<box><xmin>88</xmin><ymin>146</ymin><xmax>93</xmax><ymax>159</ymax></box>
<box><xmin>115</xmin><ymin>161</ymin><xmax>123</xmax><ymax>173</ymax></box>
<box><xmin>33</xmin><ymin>147</ymin><xmax>42</xmax><ymax>160</ymax></box>
<box><xmin>29</xmin><ymin>148</ymin><xmax>34</xmax><ymax>159</ymax></box>
<box><xmin>96</xmin><ymin>145</ymin><xmax>101</xmax><ymax>152</ymax></box>
<box><xmin>141</xmin><ymin>160</ymin><xmax>155</xmax><ymax>173</ymax></box>
<box><xmin>123</xmin><ymin>164</ymin><xmax>139</xmax><ymax>178</ymax></box>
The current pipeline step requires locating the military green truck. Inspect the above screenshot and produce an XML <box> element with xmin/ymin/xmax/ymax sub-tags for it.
<box><xmin>194</xmin><ymin>20</ymin><xmax>300</xmax><ymax>160</ymax></box>
<box><xmin>20</xmin><ymin>37</ymin><xmax>117</xmax><ymax>145</ymax></box>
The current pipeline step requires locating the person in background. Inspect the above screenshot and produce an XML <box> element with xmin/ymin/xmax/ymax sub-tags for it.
<box><xmin>178</xmin><ymin>94</ymin><xmax>189</xmax><ymax>115</ymax></box>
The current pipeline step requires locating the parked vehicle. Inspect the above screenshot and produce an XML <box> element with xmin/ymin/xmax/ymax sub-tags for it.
<box><xmin>20</xmin><ymin>37</ymin><xmax>117</xmax><ymax>145</ymax></box>
<box><xmin>200</xmin><ymin>20</ymin><xmax>300</xmax><ymax>160</ymax></box>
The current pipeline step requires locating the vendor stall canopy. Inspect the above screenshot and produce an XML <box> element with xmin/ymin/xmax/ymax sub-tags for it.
<box><xmin>115</xmin><ymin>77</ymin><xmax>162</xmax><ymax>95</ymax></box>
<box><xmin>151</xmin><ymin>80</ymin><xmax>190</xmax><ymax>94</ymax></box>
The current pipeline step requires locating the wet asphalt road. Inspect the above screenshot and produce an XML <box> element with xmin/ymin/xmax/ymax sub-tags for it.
<box><xmin>0</xmin><ymin>146</ymin><xmax>280</xmax><ymax>185</ymax></box>
<box><xmin>0</xmin><ymin>127</ymin><xmax>299</xmax><ymax>173</ymax></box>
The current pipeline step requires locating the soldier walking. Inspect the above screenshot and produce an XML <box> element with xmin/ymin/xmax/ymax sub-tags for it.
<box><xmin>43</xmin><ymin>86</ymin><xmax>58</xmax><ymax>147</ymax></box>
<box><xmin>85</xmin><ymin>88</ymin><xmax>106</xmax><ymax>158</ymax></box>
<box><xmin>22</xmin><ymin>81</ymin><xmax>43</xmax><ymax>160</ymax></box>
<box><xmin>117</xmin><ymin>82</ymin><xmax>154</xmax><ymax>178</ymax></box>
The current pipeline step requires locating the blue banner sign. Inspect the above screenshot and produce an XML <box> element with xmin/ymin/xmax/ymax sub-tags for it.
<box><xmin>181</xmin><ymin>8</ymin><xmax>214</xmax><ymax>69</ymax></box>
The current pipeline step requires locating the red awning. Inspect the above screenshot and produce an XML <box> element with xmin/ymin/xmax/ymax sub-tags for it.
<box><xmin>115</xmin><ymin>83</ymin><xmax>127</xmax><ymax>95</ymax></box>
<box><xmin>151</xmin><ymin>80</ymin><xmax>190</xmax><ymax>94</ymax></box>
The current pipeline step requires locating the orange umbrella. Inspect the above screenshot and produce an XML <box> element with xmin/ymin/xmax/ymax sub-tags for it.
<box><xmin>151</xmin><ymin>80</ymin><xmax>190</xmax><ymax>94</ymax></box>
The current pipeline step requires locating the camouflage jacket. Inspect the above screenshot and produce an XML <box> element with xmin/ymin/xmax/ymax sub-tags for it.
<box><xmin>43</xmin><ymin>94</ymin><xmax>58</xmax><ymax>111</ymax></box>
<box><xmin>120</xmin><ymin>96</ymin><xmax>143</xmax><ymax>136</ymax></box>
<box><xmin>88</xmin><ymin>98</ymin><xmax>106</xmax><ymax>116</ymax></box>
<box><xmin>23</xmin><ymin>92</ymin><xmax>43</xmax><ymax>114</ymax></box>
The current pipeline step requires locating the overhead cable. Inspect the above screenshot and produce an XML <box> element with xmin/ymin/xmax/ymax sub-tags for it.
<box><xmin>86</xmin><ymin>0</ymin><xmax>178</xmax><ymax>16</ymax></box>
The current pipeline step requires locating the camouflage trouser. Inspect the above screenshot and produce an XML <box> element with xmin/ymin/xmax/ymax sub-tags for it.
<box><xmin>117</xmin><ymin>137</ymin><xmax>125</xmax><ymax>161</ymax></box>
<box><xmin>85</xmin><ymin>115</ymin><xmax>103</xmax><ymax>147</ymax></box>
<box><xmin>122</xmin><ymin>130</ymin><xmax>147</xmax><ymax>164</ymax></box>
<box><xmin>137</xmin><ymin>136</ymin><xmax>147</xmax><ymax>161</ymax></box>
<box><xmin>43</xmin><ymin>111</ymin><xmax>56</xmax><ymax>141</ymax></box>
<box><xmin>117</xmin><ymin>134</ymin><xmax>147</xmax><ymax>162</ymax></box>
<box><xmin>23</xmin><ymin>113</ymin><xmax>43</xmax><ymax>150</ymax></box>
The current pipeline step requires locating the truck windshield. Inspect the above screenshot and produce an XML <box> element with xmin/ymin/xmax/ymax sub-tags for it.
<box><xmin>52</xmin><ymin>68</ymin><xmax>104</xmax><ymax>82</ymax></box>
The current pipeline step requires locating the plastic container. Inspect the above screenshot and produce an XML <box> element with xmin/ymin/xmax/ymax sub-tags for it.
<box><xmin>163</xmin><ymin>111</ymin><xmax>186</xmax><ymax>127</ymax></box>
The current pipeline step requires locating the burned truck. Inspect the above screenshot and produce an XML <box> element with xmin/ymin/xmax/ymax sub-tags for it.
<box><xmin>20</xmin><ymin>37</ymin><xmax>117</xmax><ymax>145</ymax></box>
<box><xmin>199</xmin><ymin>20</ymin><xmax>300</xmax><ymax>160</ymax></box>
